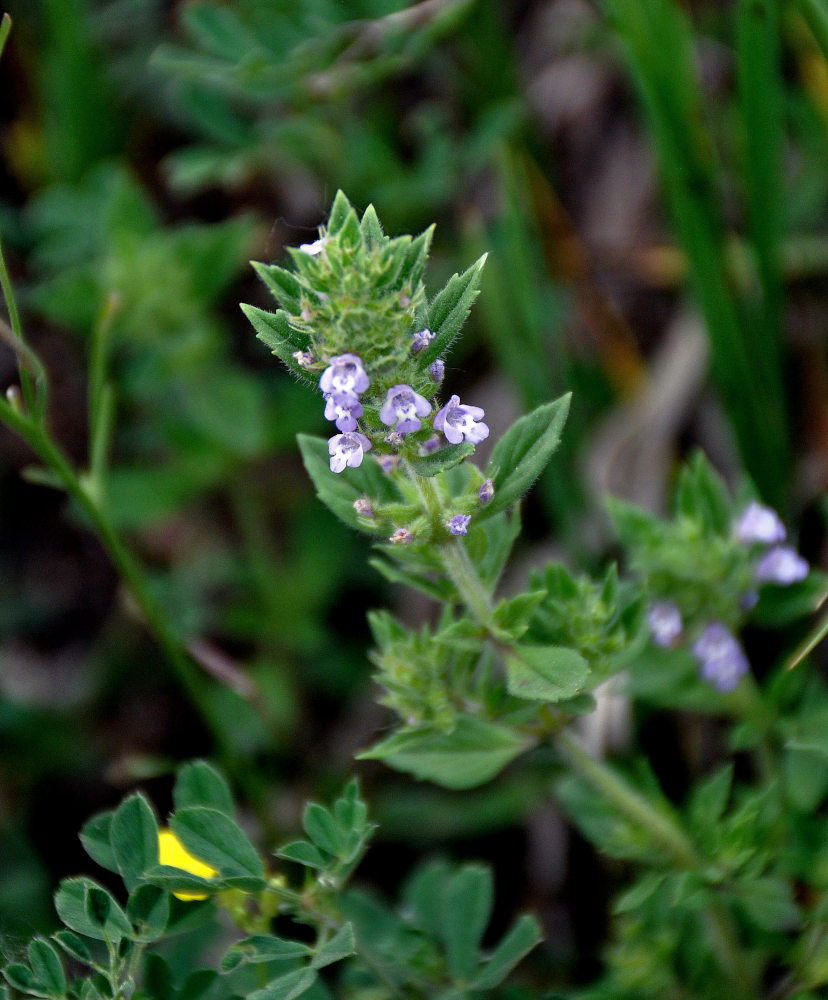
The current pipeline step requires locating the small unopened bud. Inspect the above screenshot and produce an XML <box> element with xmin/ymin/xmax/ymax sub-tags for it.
<box><xmin>411</xmin><ymin>328</ymin><xmax>434</xmax><ymax>354</ymax></box>
<box><xmin>300</xmin><ymin>305</ymin><xmax>312</xmax><ymax>322</ymax></box>
<box><xmin>478</xmin><ymin>478</ymin><xmax>494</xmax><ymax>504</ymax></box>
<box><xmin>421</xmin><ymin>435</ymin><xmax>440</xmax><ymax>455</ymax></box>
<box><xmin>292</xmin><ymin>350</ymin><xmax>315</xmax><ymax>369</ymax></box>
<box><xmin>384</xmin><ymin>431</ymin><xmax>404</xmax><ymax>448</ymax></box>
<box><xmin>430</xmin><ymin>359</ymin><xmax>445</xmax><ymax>383</ymax></box>
<box><xmin>353</xmin><ymin>497</ymin><xmax>375</xmax><ymax>518</ymax></box>
<box><xmin>389</xmin><ymin>527</ymin><xmax>413</xmax><ymax>544</ymax></box>
<box><xmin>378</xmin><ymin>454</ymin><xmax>400</xmax><ymax>474</ymax></box>
<box><xmin>5</xmin><ymin>385</ymin><xmax>22</xmax><ymax>413</ymax></box>
<box><xmin>400</xmin><ymin>294</ymin><xmax>411</xmax><ymax>308</ymax></box>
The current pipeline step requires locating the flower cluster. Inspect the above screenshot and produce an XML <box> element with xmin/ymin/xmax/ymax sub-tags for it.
<box><xmin>645</xmin><ymin>501</ymin><xmax>810</xmax><ymax>693</ymax></box>
<box><xmin>317</xmin><ymin>350</ymin><xmax>491</xmax><ymax>499</ymax></box>
<box><xmin>321</xmin><ymin>354</ymin><xmax>373</xmax><ymax>473</ymax></box>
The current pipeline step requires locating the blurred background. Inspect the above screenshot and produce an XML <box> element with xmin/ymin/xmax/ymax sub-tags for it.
<box><xmin>1</xmin><ymin>0</ymin><xmax>827</xmax><ymax>985</ymax></box>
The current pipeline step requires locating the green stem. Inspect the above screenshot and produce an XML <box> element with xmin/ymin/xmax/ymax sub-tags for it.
<box><xmin>403</xmin><ymin>461</ymin><xmax>494</xmax><ymax>625</ymax></box>
<box><xmin>0</xmin><ymin>395</ymin><xmax>238</xmax><ymax>767</ymax></box>
<box><xmin>556</xmin><ymin>728</ymin><xmax>756</xmax><ymax>996</ymax></box>
<box><xmin>0</xmin><ymin>237</ymin><xmax>39</xmax><ymax>416</ymax></box>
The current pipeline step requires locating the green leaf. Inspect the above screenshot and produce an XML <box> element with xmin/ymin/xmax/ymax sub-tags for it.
<box><xmin>248</xmin><ymin>968</ymin><xmax>318</xmax><ymax>1000</ymax></box>
<box><xmin>28</xmin><ymin>939</ymin><xmax>66</xmax><ymax>998</ymax></box>
<box><xmin>423</xmin><ymin>254</ymin><xmax>487</xmax><ymax>363</ymax></box>
<box><xmin>142</xmin><ymin>866</ymin><xmax>221</xmax><ymax>895</ymax></box>
<box><xmin>482</xmin><ymin>395</ymin><xmax>570</xmax><ymax>519</ymax></box>
<box><xmin>472</xmin><ymin>914</ymin><xmax>543</xmax><ymax>989</ymax></box>
<box><xmin>173</xmin><ymin>761</ymin><xmax>235</xmax><ymax>817</ymax></box>
<box><xmin>276</xmin><ymin>840</ymin><xmax>329</xmax><ymax>870</ymax></box>
<box><xmin>2</xmin><ymin>966</ymin><xmax>36</xmax><ymax>994</ymax></box>
<box><xmin>443</xmin><ymin>865</ymin><xmax>493</xmax><ymax>981</ymax></box>
<box><xmin>54</xmin><ymin>877</ymin><xmax>133</xmax><ymax>942</ymax></box>
<box><xmin>79</xmin><ymin>811</ymin><xmax>118</xmax><ymax>873</ymax></box>
<box><xmin>358</xmin><ymin>716</ymin><xmax>528</xmax><ymax>790</ymax></box>
<box><xmin>687</xmin><ymin>765</ymin><xmax>733</xmax><ymax>833</ymax></box>
<box><xmin>303</xmin><ymin>803</ymin><xmax>344</xmax><ymax>857</ymax></box>
<box><xmin>251</xmin><ymin>262</ymin><xmax>303</xmax><ymax>313</ymax></box>
<box><xmin>297</xmin><ymin>435</ymin><xmax>390</xmax><ymax>534</ymax></box>
<box><xmin>52</xmin><ymin>931</ymin><xmax>91</xmax><ymax>967</ymax></box>
<box><xmin>111</xmin><ymin>793</ymin><xmax>160</xmax><ymax>890</ymax></box>
<box><xmin>241</xmin><ymin>305</ymin><xmax>311</xmax><ymax>379</ymax></box>
<box><xmin>221</xmin><ymin>935</ymin><xmax>311</xmax><ymax>972</ymax></box>
<box><xmin>492</xmin><ymin>591</ymin><xmax>546</xmax><ymax>641</ymax></box>
<box><xmin>126</xmin><ymin>885</ymin><xmax>170</xmax><ymax>941</ymax></box>
<box><xmin>327</xmin><ymin>190</ymin><xmax>356</xmax><ymax>235</ymax></box>
<box><xmin>311</xmin><ymin>923</ymin><xmax>356</xmax><ymax>969</ymax></box>
<box><xmin>369</xmin><ymin>556</ymin><xmax>456</xmax><ymax>602</ymax></box>
<box><xmin>170</xmin><ymin>808</ymin><xmax>264</xmax><ymax>887</ymax></box>
<box><xmin>731</xmin><ymin>877</ymin><xmax>801</xmax><ymax>932</ymax></box>
<box><xmin>506</xmin><ymin>645</ymin><xmax>590</xmax><ymax>702</ymax></box>
<box><xmin>407</xmin><ymin>442</ymin><xmax>476</xmax><ymax>477</ymax></box>
<box><xmin>360</xmin><ymin>204</ymin><xmax>384</xmax><ymax>245</ymax></box>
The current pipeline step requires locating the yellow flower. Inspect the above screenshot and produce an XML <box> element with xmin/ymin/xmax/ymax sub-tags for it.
<box><xmin>158</xmin><ymin>828</ymin><xmax>218</xmax><ymax>901</ymax></box>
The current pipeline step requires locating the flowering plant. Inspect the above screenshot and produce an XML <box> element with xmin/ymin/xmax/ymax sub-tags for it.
<box><xmin>2</xmin><ymin>193</ymin><xmax>828</xmax><ymax>1000</ymax></box>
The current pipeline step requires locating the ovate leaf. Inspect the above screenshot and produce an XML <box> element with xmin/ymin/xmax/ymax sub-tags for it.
<box><xmin>358</xmin><ymin>716</ymin><xmax>527</xmax><ymax>789</ymax></box>
<box><xmin>482</xmin><ymin>395</ymin><xmax>570</xmax><ymax>519</ymax></box>
<box><xmin>506</xmin><ymin>645</ymin><xmax>590</xmax><ymax>702</ymax></box>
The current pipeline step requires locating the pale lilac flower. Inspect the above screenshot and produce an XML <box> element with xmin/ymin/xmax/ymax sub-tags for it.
<box><xmin>328</xmin><ymin>432</ymin><xmax>372</xmax><ymax>474</ymax></box>
<box><xmin>735</xmin><ymin>501</ymin><xmax>786</xmax><ymax>545</ymax></box>
<box><xmin>433</xmin><ymin>394</ymin><xmax>489</xmax><ymax>445</ymax></box>
<box><xmin>299</xmin><ymin>237</ymin><xmax>327</xmax><ymax>255</ymax></box>
<box><xmin>324</xmin><ymin>392</ymin><xmax>363</xmax><ymax>432</ymax></box>
<box><xmin>353</xmin><ymin>497</ymin><xmax>375</xmax><ymax>518</ymax></box>
<box><xmin>647</xmin><ymin>601</ymin><xmax>683</xmax><ymax>648</ymax></box>
<box><xmin>380</xmin><ymin>385</ymin><xmax>431</xmax><ymax>435</ymax></box>
<box><xmin>430</xmin><ymin>359</ymin><xmax>445</xmax><ymax>383</ymax></box>
<box><xmin>420</xmin><ymin>435</ymin><xmax>441</xmax><ymax>455</ymax></box>
<box><xmin>693</xmin><ymin>623</ymin><xmax>749</xmax><ymax>693</ymax></box>
<box><xmin>411</xmin><ymin>328</ymin><xmax>435</xmax><ymax>354</ymax></box>
<box><xmin>292</xmin><ymin>350</ymin><xmax>315</xmax><ymax>369</ymax></box>
<box><xmin>447</xmin><ymin>514</ymin><xmax>471</xmax><ymax>536</ymax></box>
<box><xmin>389</xmin><ymin>527</ymin><xmax>413</xmax><ymax>544</ymax></box>
<box><xmin>478</xmin><ymin>478</ymin><xmax>494</xmax><ymax>504</ymax></box>
<box><xmin>319</xmin><ymin>354</ymin><xmax>370</xmax><ymax>396</ymax></box>
<box><xmin>378</xmin><ymin>454</ymin><xmax>400</xmax><ymax>474</ymax></box>
<box><xmin>755</xmin><ymin>546</ymin><xmax>809</xmax><ymax>585</ymax></box>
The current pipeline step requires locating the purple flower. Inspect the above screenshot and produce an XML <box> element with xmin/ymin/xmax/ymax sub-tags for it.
<box><xmin>390</xmin><ymin>527</ymin><xmax>413</xmax><ymax>544</ymax></box>
<box><xmin>411</xmin><ymin>328</ymin><xmax>435</xmax><ymax>354</ymax></box>
<box><xmin>447</xmin><ymin>514</ymin><xmax>471</xmax><ymax>536</ymax></box>
<box><xmin>328</xmin><ymin>432</ymin><xmax>372</xmax><ymax>474</ymax></box>
<box><xmin>380</xmin><ymin>384</ymin><xmax>431</xmax><ymax>435</ymax></box>
<box><xmin>735</xmin><ymin>501</ymin><xmax>787</xmax><ymax>545</ymax></box>
<box><xmin>430</xmin><ymin>359</ymin><xmax>445</xmax><ymax>383</ymax></box>
<box><xmin>433</xmin><ymin>394</ymin><xmax>489</xmax><ymax>445</ymax></box>
<box><xmin>478</xmin><ymin>478</ymin><xmax>494</xmax><ymax>505</ymax></box>
<box><xmin>647</xmin><ymin>601</ymin><xmax>683</xmax><ymax>648</ymax></box>
<box><xmin>755</xmin><ymin>546</ymin><xmax>809</xmax><ymax>585</ymax></box>
<box><xmin>324</xmin><ymin>392</ymin><xmax>363</xmax><ymax>432</ymax></box>
<box><xmin>319</xmin><ymin>354</ymin><xmax>370</xmax><ymax>397</ymax></box>
<box><xmin>420</xmin><ymin>435</ymin><xmax>441</xmax><ymax>455</ymax></box>
<box><xmin>693</xmin><ymin>623</ymin><xmax>749</xmax><ymax>693</ymax></box>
